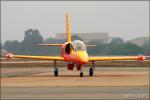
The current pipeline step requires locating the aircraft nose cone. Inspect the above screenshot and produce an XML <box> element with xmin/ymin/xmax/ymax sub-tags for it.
<box><xmin>81</xmin><ymin>58</ymin><xmax>88</xmax><ymax>64</ymax></box>
<box><xmin>77</xmin><ymin>51</ymin><xmax>89</xmax><ymax>64</ymax></box>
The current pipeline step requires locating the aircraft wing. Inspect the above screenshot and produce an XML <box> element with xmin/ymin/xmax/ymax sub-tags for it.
<box><xmin>5</xmin><ymin>53</ymin><xmax>64</xmax><ymax>61</ymax></box>
<box><xmin>88</xmin><ymin>56</ymin><xmax>145</xmax><ymax>61</ymax></box>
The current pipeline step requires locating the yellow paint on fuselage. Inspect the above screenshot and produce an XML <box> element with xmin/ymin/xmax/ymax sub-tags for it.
<box><xmin>69</xmin><ymin>50</ymin><xmax>89</xmax><ymax>64</ymax></box>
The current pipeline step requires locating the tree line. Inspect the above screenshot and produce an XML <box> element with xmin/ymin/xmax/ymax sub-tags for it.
<box><xmin>1</xmin><ymin>29</ymin><xmax>149</xmax><ymax>56</ymax></box>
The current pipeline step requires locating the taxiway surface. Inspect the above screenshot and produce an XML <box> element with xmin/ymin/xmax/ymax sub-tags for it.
<box><xmin>1</xmin><ymin>67</ymin><xmax>149</xmax><ymax>99</ymax></box>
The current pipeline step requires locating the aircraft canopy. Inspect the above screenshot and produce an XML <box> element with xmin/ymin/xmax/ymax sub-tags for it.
<box><xmin>72</xmin><ymin>40</ymin><xmax>86</xmax><ymax>51</ymax></box>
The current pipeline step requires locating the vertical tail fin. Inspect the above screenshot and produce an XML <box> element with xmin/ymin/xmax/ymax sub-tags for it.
<box><xmin>66</xmin><ymin>14</ymin><xmax>72</xmax><ymax>42</ymax></box>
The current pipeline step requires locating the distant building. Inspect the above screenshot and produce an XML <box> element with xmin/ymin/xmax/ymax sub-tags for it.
<box><xmin>55</xmin><ymin>33</ymin><xmax>109</xmax><ymax>43</ymax></box>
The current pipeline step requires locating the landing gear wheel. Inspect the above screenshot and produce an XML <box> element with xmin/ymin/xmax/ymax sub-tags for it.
<box><xmin>54</xmin><ymin>68</ymin><xmax>58</xmax><ymax>77</ymax></box>
<box><xmin>80</xmin><ymin>72</ymin><xmax>83</xmax><ymax>77</ymax></box>
<box><xmin>89</xmin><ymin>68</ymin><xmax>93</xmax><ymax>76</ymax></box>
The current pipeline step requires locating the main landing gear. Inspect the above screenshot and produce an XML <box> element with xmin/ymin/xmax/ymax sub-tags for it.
<box><xmin>89</xmin><ymin>61</ymin><xmax>95</xmax><ymax>76</ymax></box>
<box><xmin>54</xmin><ymin>60</ymin><xmax>58</xmax><ymax>77</ymax></box>
<box><xmin>53</xmin><ymin>61</ymin><xmax>95</xmax><ymax>77</ymax></box>
<box><xmin>54</xmin><ymin>68</ymin><xmax>58</xmax><ymax>76</ymax></box>
<box><xmin>89</xmin><ymin>68</ymin><xmax>93</xmax><ymax>76</ymax></box>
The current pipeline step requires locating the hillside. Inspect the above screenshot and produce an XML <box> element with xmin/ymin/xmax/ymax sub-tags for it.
<box><xmin>127</xmin><ymin>37</ymin><xmax>149</xmax><ymax>47</ymax></box>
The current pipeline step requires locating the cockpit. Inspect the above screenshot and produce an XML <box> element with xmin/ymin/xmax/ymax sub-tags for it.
<box><xmin>72</xmin><ymin>40</ymin><xmax>86</xmax><ymax>51</ymax></box>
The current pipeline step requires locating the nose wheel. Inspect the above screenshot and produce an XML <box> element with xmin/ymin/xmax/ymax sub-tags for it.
<box><xmin>80</xmin><ymin>66</ymin><xmax>83</xmax><ymax>77</ymax></box>
<box><xmin>78</xmin><ymin>64</ymin><xmax>83</xmax><ymax>77</ymax></box>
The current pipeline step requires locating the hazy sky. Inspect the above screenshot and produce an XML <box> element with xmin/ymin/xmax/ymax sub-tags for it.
<box><xmin>1</xmin><ymin>1</ymin><xmax>149</xmax><ymax>43</ymax></box>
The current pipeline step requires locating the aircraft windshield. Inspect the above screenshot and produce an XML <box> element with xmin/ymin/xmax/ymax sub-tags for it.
<box><xmin>72</xmin><ymin>40</ymin><xmax>86</xmax><ymax>51</ymax></box>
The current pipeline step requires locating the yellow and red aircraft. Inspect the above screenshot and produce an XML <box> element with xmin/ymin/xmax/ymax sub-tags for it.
<box><xmin>5</xmin><ymin>14</ymin><xmax>145</xmax><ymax>77</ymax></box>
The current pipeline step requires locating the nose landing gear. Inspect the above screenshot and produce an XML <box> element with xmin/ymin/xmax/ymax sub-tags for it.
<box><xmin>80</xmin><ymin>68</ymin><xmax>83</xmax><ymax>77</ymax></box>
<box><xmin>77</xmin><ymin>64</ymin><xmax>83</xmax><ymax>77</ymax></box>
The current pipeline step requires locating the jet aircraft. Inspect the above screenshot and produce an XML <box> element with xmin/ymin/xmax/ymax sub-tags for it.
<box><xmin>5</xmin><ymin>14</ymin><xmax>145</xmax><ymax>77</ymax></box>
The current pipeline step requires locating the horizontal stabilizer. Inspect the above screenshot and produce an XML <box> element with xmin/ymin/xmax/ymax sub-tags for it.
<box><xmin>37</xmin><ymin>44</ymin><xmax>62</xmax><ymax>46</ymax></box>
<box><xmin>86</xmin><ymin>45</ymin><xmax>96</xmax><ymax>47</ymax></box>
